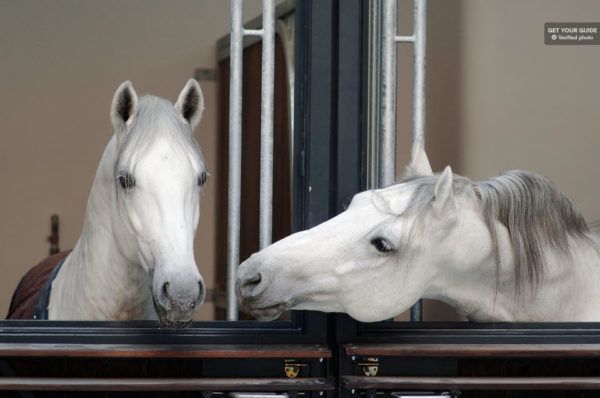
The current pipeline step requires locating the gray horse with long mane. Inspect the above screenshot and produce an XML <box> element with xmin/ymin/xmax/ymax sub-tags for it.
<box><xmin>237</xmin><ymin>145</ymin><xmax>600</xmax><ymax>322</ymax></box>
<box><xmin>8</xmin><ymin>80</ymin><xmax>208</xmax><ymax>327</ymax></box>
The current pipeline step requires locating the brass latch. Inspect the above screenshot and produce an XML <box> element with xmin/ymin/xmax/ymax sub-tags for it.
<box><xmin>284</xmin><ymin>359</ymin><xmax>308</xmax><ymax>378</ymax></box>
<box><xmin>356</xmin><ymin>357</ymin><xmax>379</xmax><ymax>376</ymax></box>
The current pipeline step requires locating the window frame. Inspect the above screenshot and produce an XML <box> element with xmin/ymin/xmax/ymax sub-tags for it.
<box><xmin>0</xmin><ymin>0</ymin><xmax>346</xmax><ymax>348</ymax></box>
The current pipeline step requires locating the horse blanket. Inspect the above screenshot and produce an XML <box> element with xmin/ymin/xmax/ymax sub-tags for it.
<box><xmin>6</xmin><ymin>251</ymin><xmax>71</xmax><ymax>319</ymax></box>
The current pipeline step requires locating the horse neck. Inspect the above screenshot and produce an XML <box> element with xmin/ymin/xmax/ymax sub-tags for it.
<box><xmin>49</xmin><ymin>136</ymin><xmax>154</xmax><ymax>320</ymax></box>
<box><xmin>427</xmin><ymin>229</ymin><xmax>600</xmax><ymax>322</ymax></box>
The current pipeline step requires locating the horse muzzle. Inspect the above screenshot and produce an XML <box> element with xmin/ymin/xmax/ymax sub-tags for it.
<box><xmin>236</xmin><ymin>262</ymin><xmax>292</xmax><ymax>321</ymax></box>
<box><xmin>151</xmin><ymin>272</ymin><xmax>205</xmax><ymax>327</ymax></box>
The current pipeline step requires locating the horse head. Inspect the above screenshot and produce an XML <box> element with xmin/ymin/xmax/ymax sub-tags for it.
<box><xmin>110</xmin><ymin>80</ymin><xmax>207</xmax><ymax>327</ymax></box>
<box><xmin>236</xmin><ymin>145</ymin><xmax>492</xmax><ymax>321</ymax></box>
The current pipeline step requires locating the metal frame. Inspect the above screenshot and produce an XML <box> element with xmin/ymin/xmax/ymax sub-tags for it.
<box><xmin>6</xmin><ymin>2</ymin><xmax>600</xmax><ymax>395</ymax></box>
<box><xmin>335</xmin><ymin>318</ymin><xmax>600</xmax><ymax>397</ymax></box>
<box><xmin>227</xmin><ymin>0</ymin><xmax>276</xmax><ymax>321</ymax></box>
<box><xmin>0</xmin><ymin>318</ymin><xmax>326</xmax><ymax>346</ymax></box>
<box><xmin>377</xmin><ymin>0</ymin><xmax>427</xmax><ymax>189</ymax></box>
<box><xmin>0</xmin><ymin>0</ymin><xmax>330</xmax><ymax>340</ymax></box>
<box><xmin>335</xmin><ymin>316</ymin><xmax>600</xmax><ymax>344</ymax></box>
<box><xmin>0</xmin><ymin>0</ymin><xmax>333</xmax><ymax>348</ymax></box>
<box><xmin>0</xmin><ymin>320</ymin><xmax>331</xmax><ymax>394</ymax></box>
<box><xmin>4</xmin><ymin>0</ymin><xmax>334</xmax><ymax>335</ymax></box>
<box><xmin>217</xmin><ymin>0</ymin><xmax>296</xmax><ymax>252</ymax></box>
<box><xmin>365</xmin><ymin>1</ymin><xmax>382</xmax><ymax>190</ymax></box>
<box><xmin>333</xmin><ymin>2</ymin><xmax>600</xmax><ymax>396</ymax></box>
<box><xmin>0</xmin><ymin>9</ymin><xmax>337</xmax><ymax>394</ymax></box>
<box><xmin>219</xmin><ymin>1</ymin><xmax>296</xmax><ymax>320</ymax></box>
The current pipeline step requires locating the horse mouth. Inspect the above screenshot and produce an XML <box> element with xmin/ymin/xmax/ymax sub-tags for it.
<box><xmin>158</xmin><ymin>317</ymin><xmax>193</xmax><ymax>329</ymax></box>
<box><xmin>245</xmin><ymin>302</ymin><xmax>289</xmax><ymax>321</ymax></box>
<box><xmin>151</xmin><ymin>296</ymin><xmax>194</xmax><ymax>329</ymax></box>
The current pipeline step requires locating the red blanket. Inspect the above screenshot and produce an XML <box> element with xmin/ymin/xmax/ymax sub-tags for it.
<box><xmin>7</xmin><ymin>251</ymin><xmax>71</xmax><ymax>319</ymax></box>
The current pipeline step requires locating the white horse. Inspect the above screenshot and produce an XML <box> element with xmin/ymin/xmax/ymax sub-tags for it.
<box><xmin>9</xmin><ymin>80</ymin><xmax>207</xmax><ymax>327</ymax></box>
<box><xmin>237</xmin><ymin>145</ymin><xmax>600</xmax><ymax>322</ymax></box>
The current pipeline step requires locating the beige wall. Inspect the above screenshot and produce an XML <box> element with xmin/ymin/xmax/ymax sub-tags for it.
<box><xmin>397</xmin><ymin>0</ymin><xmax>600</xmax><ymax>222</ymax></box>
<box><xmin>0</xmin><ymin>0</ymin><xmax>269</xmax><ymax>318</ymax></box>
<box><xmin>459</xmin><ymin>0</ymin><xmax>600</xmax><ymax>222</ymax></box>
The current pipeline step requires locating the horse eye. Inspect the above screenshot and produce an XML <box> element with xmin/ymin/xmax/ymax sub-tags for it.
<box><xmin>370</xmin><ymin>237</ymin><xmax>394</xmax><ymax>253</ymax></box>
<box><xmin>117</xmin><ymin>173</ymin><xmax>136</xmax><ymax>190</ymax></box>
<box><xmin>197</xmin><ymin>172</ymin><xmax>208</xmax><ymax>187</ymax></box>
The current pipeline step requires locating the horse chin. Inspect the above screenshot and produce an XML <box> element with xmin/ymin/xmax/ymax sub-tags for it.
<box><xmin>245</xmin><ymin>302</ymin><xmax>289</xmax><ymax>321</ymax></box>
<box><xmin>158</xmin><ymin>316</ymin><xmax>193</xmax><ymax>329</ymax></box>
<box><xmin>151</xmin><ymin>296</ymin><xmax>194</xmax><ymax>329</ymax></box>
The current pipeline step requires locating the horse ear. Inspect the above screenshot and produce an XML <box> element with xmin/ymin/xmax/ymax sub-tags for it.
<box><xmin>403</xmin><ymin>140</ymin><xmax>433</xmax><ymax>177</ymax></box>
<box><xmin>175</xmin><ymin>79</ymin><xmax>204</xmax><ymax>130</ymax></box>
<box><xmin>110</xmin><ymin>81</ymin><xmax>138</xmax><ymax>136</ymax></box>
<box><xmin>433</xmin><ymin>166</ymin><xmax>455</xmax><ymax>215</ymax></box>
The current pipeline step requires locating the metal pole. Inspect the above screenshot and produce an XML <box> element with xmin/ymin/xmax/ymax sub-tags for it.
<box><xmin>259</xmin><ymin>0</ymin><xmax>275</xmax><ymax>250</ymax></box>
<box><xmin>378</xmin><ymin>0</ymin><xmax>427</xmax><ymax>321</ymax></box>
<box><xmin>409</xmin><ymin>0</ymin><xmax>427</xmax><ymax>322</ymax></box>
<box><xmin>227</xmin><ymin>0</ymin><xmax>276</xmax><ymax>320</ymax></box>
<box><xmin>378</xmin><ymin>0</ymin><xmax>398</xmax><ymax>189</ymax></box>
<box><xmin>412</xmin><ymin>0</ymin><xmax>427</xmax><ymax>160</ymax></box>
<box><xmin>366</xmin><ymin>1</ymin><xmax>383</xmax><ymax>190</ymax></box>
<box><xmin>227</xmin><ymin>0</ymin><xmax>244</xmax><ymax>321</ymax></box>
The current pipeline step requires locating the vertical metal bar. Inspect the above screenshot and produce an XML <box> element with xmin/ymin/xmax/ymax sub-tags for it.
<box><xmin>412</xmin><ymin>0</ymin><xmax>427</xmax><ymax>160</ymax></box>
<box><xmin>226</xmin><ymin>0</ymin><xmax>244</xmax><ymax>321</ymax></box>
<box><xmin>409</xmin><ymin>0</ymin><xmax>427</xmax><ymax>322</ymax></box>
<box><xmin>366</xmin><ymin>1</ymin><xmax>383</xmax><ymax>190</ymax></box>
<box><xmin>227</xmin><ymin>0</ymin><xmax>276</xmax><ymax>320</ymax></box>
<box><xmin>259</xmin><ymin>0</ymin><xmax>275</xmax><ymax>250</ymax></box>
<box><xmin>377</xmin><ymin>0</ymin><xmax>427</xmax><ymax>321</ymax></box>
<box><xmin>378</xmin><ymin>0</ymin><xmax>398</xmax><ymax>189</ymax></box>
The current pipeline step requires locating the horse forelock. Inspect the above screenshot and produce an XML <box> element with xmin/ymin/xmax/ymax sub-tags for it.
<box><xmin>115</xmin><ymin>95</ymin><xmax>204</xmax><ymax>174</ymax></box>
<box><xmin>382</xmin><ymin>170</ymin><xmax>591</xmax><ymax>295</ymax></box>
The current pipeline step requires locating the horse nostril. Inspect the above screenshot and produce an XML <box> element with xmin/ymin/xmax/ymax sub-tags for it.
<box><xmin>248</xmin><ymin>273</ymin><xmax>262</xmax><ymax>286</ymax></box>
<box><xmin>156</xmin><ymin>276</ymin><xmax>204</xmax><ymax>313</ymax></box>
<box><xmin>197</xmin><ymin>281</ymin><xmax>205</xmax><ymax>304</ymax></box>
<box><xmin>161</xmin><ymin>282</ymin><xmax>170</xmax><ymax>298</ymax></box>
<box><xmin>241</xmin><ymin>272</ymin><xmax>265</xmax><ymax>297</ymax></box>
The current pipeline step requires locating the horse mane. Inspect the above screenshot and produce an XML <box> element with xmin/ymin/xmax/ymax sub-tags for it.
<box><xmin>398</xmin><ymin>170</ymin><xmax>590</xmax><ymax>295</ymax></box>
